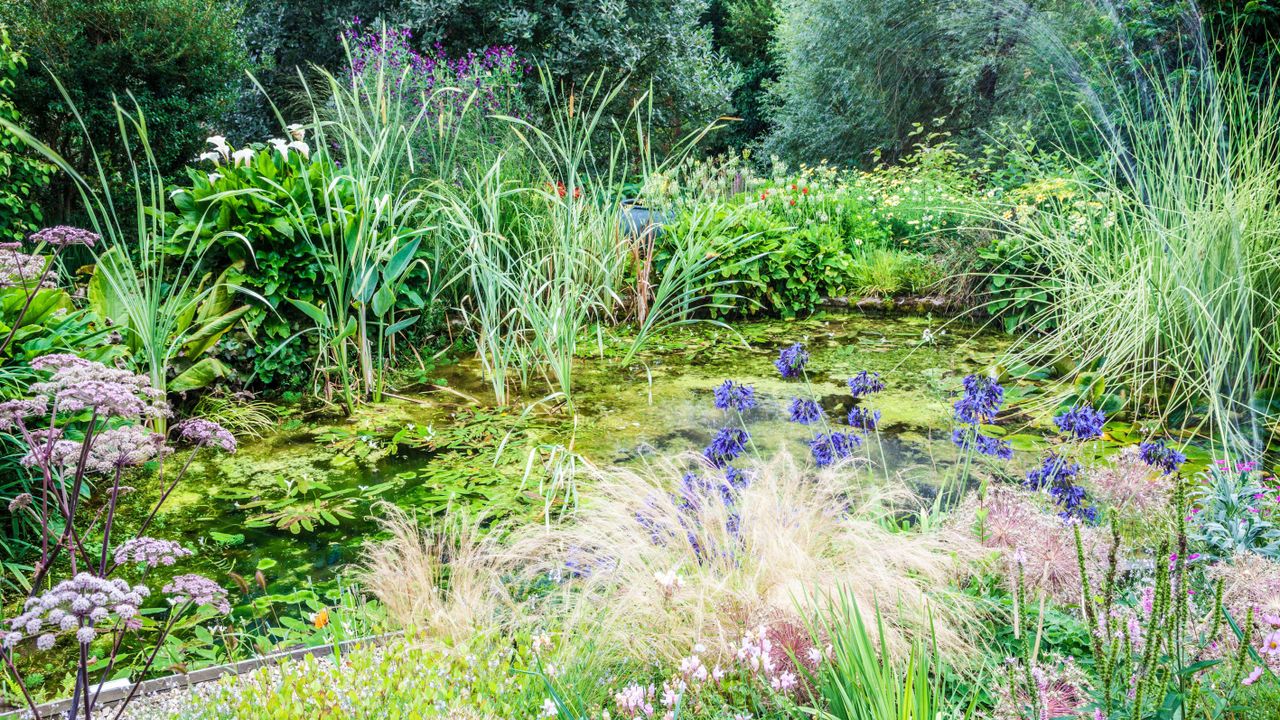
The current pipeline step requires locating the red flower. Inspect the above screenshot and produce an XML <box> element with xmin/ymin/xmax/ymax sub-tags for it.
<box><xmin>789</xmin><ymin>199</ymin><xmax>796</xmax><ymax>206</ymax></box>
<box><xmin>801</xmin><ymin>187</ymin><xmax>809</xmax><ymax>195</ymax></box>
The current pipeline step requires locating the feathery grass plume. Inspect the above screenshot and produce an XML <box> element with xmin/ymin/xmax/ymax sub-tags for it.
<box><xmin>358</xmin><ymin>505</ymin><xmax>511</xmax><ymax>641</ymax></box>
<box><xmin>504</xmin><ymin>451</ymin><xmax>983</xmax><ymax>665</ymax></box>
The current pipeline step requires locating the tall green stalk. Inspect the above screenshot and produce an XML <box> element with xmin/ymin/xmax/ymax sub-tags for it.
<box><xmin>982</xmin><ymin>48</ymin><xmax>1280</xmax><ymax>452</ymax></box>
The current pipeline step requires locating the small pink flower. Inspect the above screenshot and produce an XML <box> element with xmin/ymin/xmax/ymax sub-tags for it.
<box><xmin>1243</xmin><ymin>666</ymin><xmax>1264</xmax><ymax>686</ymax></box>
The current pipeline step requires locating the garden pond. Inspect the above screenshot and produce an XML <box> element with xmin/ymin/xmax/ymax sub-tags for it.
<box><xmin>147</xmin><ymin>311</ymin><xmax>1043</xmax><ymax>616</ymax></box>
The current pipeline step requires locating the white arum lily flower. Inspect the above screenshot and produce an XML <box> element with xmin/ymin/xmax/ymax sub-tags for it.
<box><xmin>287</xmin><ymin>140</ymin><xmax>310</xmax><ymax>159</ymax></box>
<box><xmin>286</xmin><ymin>123</ymin><xmax>305</xmax><ymax>141</ymax></box>
<box><xmin>207</xmin><ymin>172</ymin><xmax>222</xmax><ymax>183</ymax></box>
<box><xmin>231</xmin><ymin>148</ymin><xmax>255</xmax><ymax>166</ymax></box>
<box><xmin>206</xmin><ymin>135</ymin><xmax>230</xmax><ymax>159</ymax></box>
<box><xmin>268</xmin><ymin>138</ymin><xmax>289</xmax><ymax>158</ymax></box>
<box><xmin>197</xmin><ymin>151</ymin><xmax>222</xmax><ymax>164</ymax></box>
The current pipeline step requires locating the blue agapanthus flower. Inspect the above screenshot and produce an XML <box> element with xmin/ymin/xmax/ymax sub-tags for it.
<box><xmin>847</xmin><ymin>406</ymin><xmax>881</xmax><ymax>432</ymax></box>
<box><xmin>1054</xmin><ymin>404</ymin><xmax>1106</xmax><ymax>441</ymax></box>
<box><xmin>714</xmin><ymin>380</ymin><xmax>757</xmax><ymax>412</ymax></box>
<box><xmin>847</xmin><ymin>371</ymin><xmax>885</xmax><ymax>398</ymax></box>
<box><xmin>704</xmin><ymin>427</ymin><xmax>749</xmax><ymax>467</ymax></box>
<box><xmin>809</xmin><ymin>431</ymin><xmax>860</xmax><ymax>467</ymax></box>
<box><xmin>953</xmin><ymin>374</ymin><xmax>1005</xmax><ymax>425</ymax></box>
<box><xmin>1024</xmin><ymin>453</ymin><xmax>1081</xmax><ymax>491</ymax></box>
<box><xmin>789</xmin><ymin>397</ymin><xmax>824</xmax><ymax>425</ymax></box>
<box><xmin>1139</xmin><ymin>439</ymin><xmax>1187</xmax><ymax>475</ymax></box>
<box><xmin>719</xmin><ymin>466</ymin><xmax>752</xmax><ymax>505</ymax></box>
<box><xmin>775</xmin><ymin>343</ymin><xmax>809</xmax><ymax>378</ymax></box>
<box><xmin>1024</xmin><ymin>454</ymin><xmax>1094</xmax><ymax>522</ymax></box>
<box><xmin>678</xmin><ymin>472</ymin><xmax>714</xmax><ymax>513</ymax></box>
<box><xmin>951</xmin><ymin>428</ymin><xmax>1013</xmax><ymax>460</ymax></box>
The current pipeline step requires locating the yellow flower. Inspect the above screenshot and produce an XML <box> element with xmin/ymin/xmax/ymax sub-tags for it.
<box><xmin>311</xmin><ymin>609</ymin><xmax>330</xmax><ymax>629</ymax></box>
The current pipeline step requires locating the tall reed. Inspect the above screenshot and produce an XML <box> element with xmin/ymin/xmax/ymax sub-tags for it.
<box><xmin>253</xmin><ymin>37</ymin><xmax>432</xmax><ymax>410</ymax></box>
<box><xmin>983</xmin><ymin>49</ymin><xmax>1280</xmax><ymax>451</ymax></box>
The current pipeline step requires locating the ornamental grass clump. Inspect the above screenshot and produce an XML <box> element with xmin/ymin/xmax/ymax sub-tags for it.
<box><xmin>981</xmin><ymin>47</ymin><xmax>1280</xmax><ymax>450</ymax></box>
<box><xmin>358</xmin><ymin>505</ymin><xmax>512</xmax><ymax>641</ymax></box>
<box><xmin>0</xmin><ymin>354</ymin><xmax>236</xmax><ymax>719</ymax></box>
<box><xmin>506</xmin><ymin>451</ymin><xmax>982</xmax><ymax>666</ymax></box>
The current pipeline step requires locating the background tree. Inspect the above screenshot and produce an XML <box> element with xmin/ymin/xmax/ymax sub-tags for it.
<box><xmin>0</xmin><ymin>0</ymin><xmax>250</xmax><ymax>222</ymax></box>
<box><xmin>0</xmin><ymin>26</ymin><xmax>52</xmax><ymax>242</ymax></box>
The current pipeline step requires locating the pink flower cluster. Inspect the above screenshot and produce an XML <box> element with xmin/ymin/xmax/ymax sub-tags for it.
<box><xmin>18</xmin><ymin>424</ymin><xmax>169</xmax><ymax>475</ymax></box>
<box><xmin>162</xmin><ymin>574</ymin><xmax>231</xmax><ymax>614</ymax></box>
<box><xmin>2</xmin><ymin>573</ymin><xmax>149</xmax><ymax>650</ymax></box>
<box><xmin>970</xmin><ymin>487</ymin><xmax>1107</xmax><ymax>603</ymax></box>
<box><xmin>0</xmin><ymin>242</ymin><xmax>53</xmax><ymax>290</ymax></box>
<box><xmin>30</xmin><ymin>226</ymin><xmax>99</xmax><ymax>248</ymax></box>
<box><xmin>114</xmin><ymin>537</ymin><xmax>193</xmax><ymax>568</ymax></box>
<box><xmin>174</xmin><ymin>417</ymin><xmax>237</xmax><ymax>453</ymax></box>
<box><xmin>735</xmin><ymin>625</ymin><xmax>801</xmax><ymax>693</ymax></box>
<box><xmin>1087</xmin><ymin>447</ymin><xmax>1168</xmax><ymax>515</ymax></box>
<box><xmin>29</xmin><ymin>354</ymin><xmax>169</xmax><ymax>420</ymax></box>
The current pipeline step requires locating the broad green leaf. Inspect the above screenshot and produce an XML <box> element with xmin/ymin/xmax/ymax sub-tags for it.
<box><xmin>169</xmin><ymin>357</ymin><xmax>233</xmax><ymax>393</ymax></box>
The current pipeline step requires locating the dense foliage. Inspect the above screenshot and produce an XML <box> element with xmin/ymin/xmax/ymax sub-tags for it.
<box><xmin>0</xmin><ymin>0</ymin><xmax>250</xmax><ymax>219</ymax></box>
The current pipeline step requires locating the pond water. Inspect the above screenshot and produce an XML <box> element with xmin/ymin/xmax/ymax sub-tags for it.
<box><xmin>152</xmin><ymin>311</ymin><xmax>1019</xmax><ymax>612</ymax></box>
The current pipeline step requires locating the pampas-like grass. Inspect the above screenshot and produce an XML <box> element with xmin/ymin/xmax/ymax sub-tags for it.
<box><xmin>502</xmin><ymin>451</ymin><xmax>983</xmax><ymax>665</ymax></box>
<box><xmin>358</xmin><ymin>504</ymin><xmax>511</xmax><ymax>641</ymax></box>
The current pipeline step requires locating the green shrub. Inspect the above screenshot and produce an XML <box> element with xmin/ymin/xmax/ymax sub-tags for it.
<box><xmin>2</xmin><ymin>0</ymin><xmax>250</xmax><ymax>210</ymax></box>
<box><xmin>169</xmin><ymin>142</ymin><xmax>338</xmax><ymax>388</ymax></box>
<box><xmin>662</xmin><ymin>204</ymin><xmax>856</xmax><ymax>318</ymax></box>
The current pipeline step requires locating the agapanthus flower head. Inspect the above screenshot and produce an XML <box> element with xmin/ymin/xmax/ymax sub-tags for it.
<box><xmin>162</xmin><ymin>574</ymin><xmax>230</xmax><ymax>614</ymax></box>
<box><xmin>1054</xmin><ymin>404</ymin><xmax>1106</xmax><ymax>441</ymax></box>
<box><xmin>713</xmin><ymin>380</ymin><xmax>757</xmax><ymax>412</ymax></box>
<box><xmin>30</xmin><ymin>226</ymin><xmax>99</xmax><ymax>249</ymax></box>
<box><xmin>775</xmin><ymin>343</ymin><xmax>809</xmax><ymax>378</ymax></box>
<box><xmin>174</xmin><ymin>418</ymin><xmax>237</xmax><ymax>453</ymax></box>
<box><xmin>114</xmin><ymin>537</ymin><xmax>193</xmax><ymax>568</ymax></box>
<box><xmin>1139</xmin><ymin>438</ymin><xmax>1187</xmax><ymax>475</ymax></box>
<box><xmin>847</xmin><ymin>406</ymin><xmax>881</xmax><ymax>432</ymax></box>
<box><xmin>1025</xmin><ymin>454</ymin><xmax>1094</xmax><ymax>522</ymax></box>
<box><xmin>809</xmin><ymin>431</ymin><xmax>859</xmax><ymax>467</ymax></box>
<box><xmin>704</xmin><ymin>427</ymin><xmax>749</xmax><ymax>468</ymax></box>
<box><xmin>953</xmin><ymin>374</ymin><xmax>1004</xmax><ymax>425</ymax></box>
<box><xmin>788</xmin><ymin>397</ymin><xmax>824</xmax><ymax>425</ymax></box>
<box><xmin>951</xmin><ymin>427</ymin><xmax>1013</xmax><ymax>460</ymax></box>
<box><xmin>847</xmin><ymin>371</ymin><xmax>885</xmax><ymax>398</ymax></box>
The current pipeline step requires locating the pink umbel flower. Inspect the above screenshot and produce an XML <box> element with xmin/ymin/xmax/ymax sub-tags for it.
<box><xmin>114</xmin><ymin>537</ymin><xmax>193</xmax><ymax>568</ymax></box>
<box><xmin>162</xmin><ymin>574</ymin><xmax>231</xmax><ymax>614</ymax></box>
<box><xmin>29</xmin><ymin>356</ymin><xmax>168</xmax><ymax>420</ymax></box>
<box><xmin>1</xmin><ymin>573</ymin><xmax>149</xmax><ymax>649</ymax></box>
<box><xmin>30</xmin><ymin>226</ymin><xmax>99</xmax><ymax>248</ymax></box>
<box><xmin>173</xmin><ymin>418</ymin><xmax>237</xmax><ymax>453</ymax></box>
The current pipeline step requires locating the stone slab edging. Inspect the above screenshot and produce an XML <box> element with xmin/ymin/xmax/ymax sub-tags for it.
<box><xmin>0</xmin><ymin>631</ymin><xmax>403</xmax><ymax>719</ymax></box>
